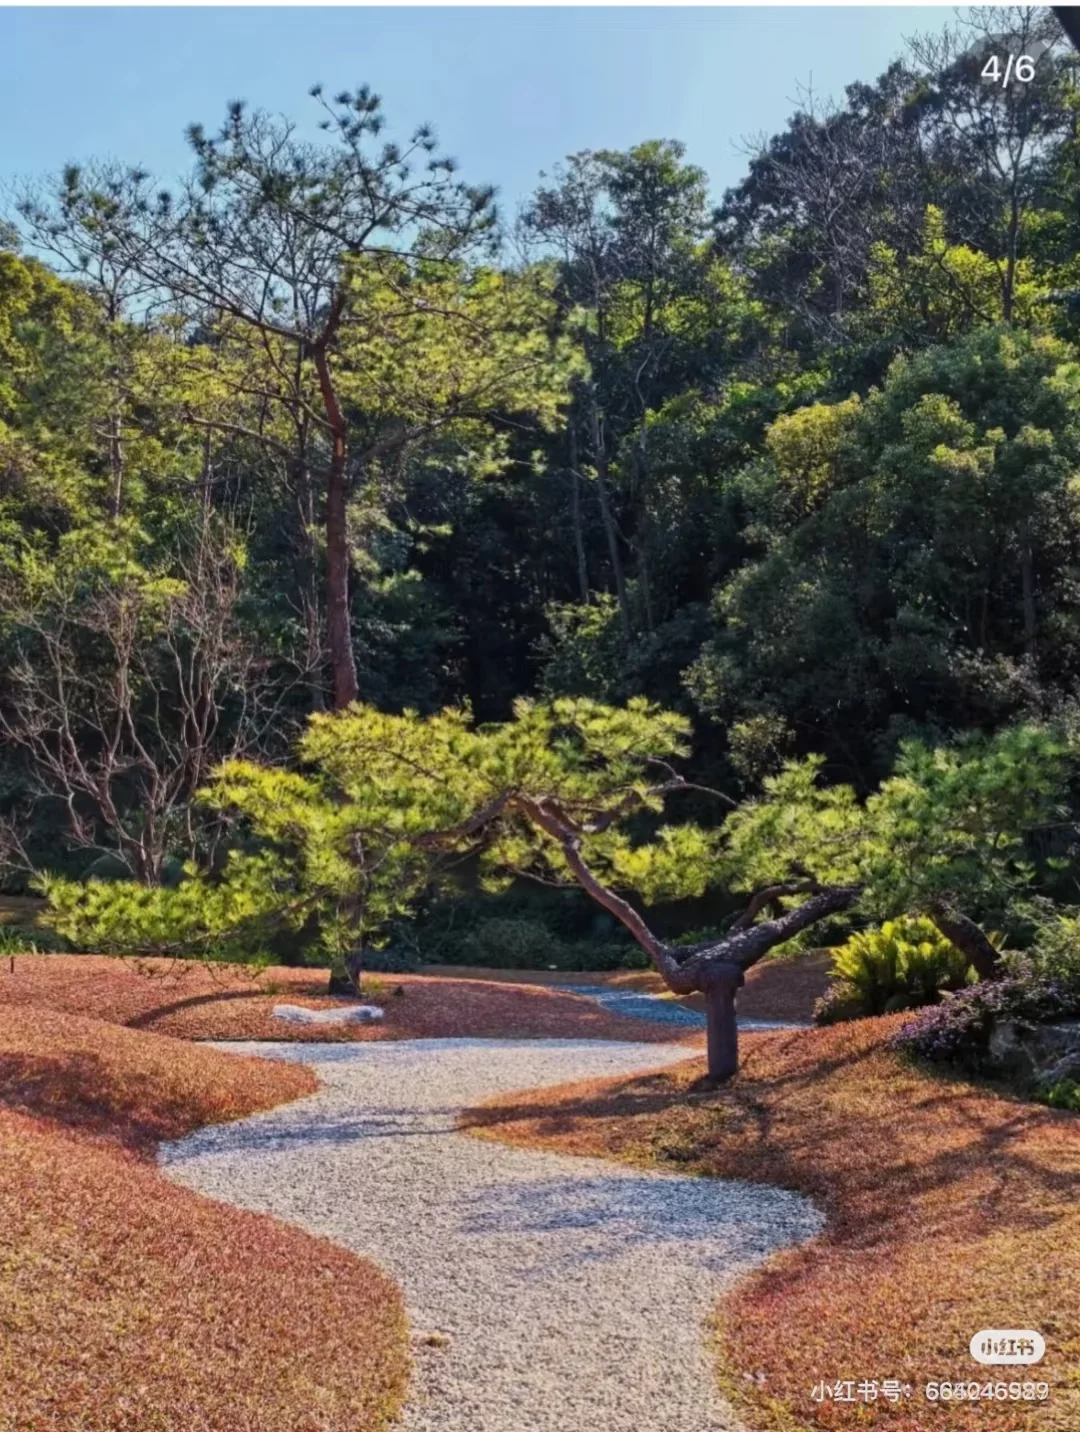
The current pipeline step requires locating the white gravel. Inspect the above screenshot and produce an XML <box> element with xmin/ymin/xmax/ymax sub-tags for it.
<box><xmin>160</xmin><ymin>1038</ymin><xmax>823</xmax><ymax>1432</ymax></box>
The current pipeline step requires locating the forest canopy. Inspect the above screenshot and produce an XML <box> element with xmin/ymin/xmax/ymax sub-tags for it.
<box><xmin>5</xmin><ymin>7</ymin><xmax>1080</xmax><ymax>1056</ymax></box>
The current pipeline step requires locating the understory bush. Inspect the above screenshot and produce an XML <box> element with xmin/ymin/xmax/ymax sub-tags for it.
<box><xmin>0</xmin><ymin>924</ymin><xmax>68</xmax><ymax>955</ymax></box>
<box><xmin>458</xmin><ymin>917</ymin><xmax>566</xmax><ymax>968</ymax></box>
<box><xmin>815</xmin><ymin>917</ymin><xmax>974</xmax><ymax>1024</ymax></box>
<box><xmin>430</xmin><ymin>915</ymin><xmax>647</xmax><ymax>972</ymax></box>
<box><xmin>1039</xmin><ymin>1078</ymin><xmax>1080</xmax><ymax>1112</ymax></box>
<box><xmin>890</xmin><ymin>970</ymin><xmax>1080</xmax><ymax>1072</ymax></box>
<box><xmin>1012</xmin><ymin>910</ymin><xmax>1080</xmax><ymax>991</ymax></box>
<box><xmin>357</xmin><ymin>945</ymin><xmax>422</xmax><ymax>974</ymax></box>
<box><xmin>893</xmin><ymin>913</ymin><xmax>1080</xmax><ymax>1076</ymax></box>
<box><xmin>561</xmin><ymin>941</ymin><xmax>650</xmax><ymax>972</ymax></box>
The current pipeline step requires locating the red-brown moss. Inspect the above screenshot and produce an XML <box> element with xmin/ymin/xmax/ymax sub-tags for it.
<box><xmin>0</xmin><ymin>953</ymin><xmax>692</xmax><ymax>1044</ymax></box>
<box><xmin>0</xmin><ymin>1005</ymin><xmax>409</xmax><ymax>1430</ymax></box>
<box><xmin>462</xmin><ymin>1015</ymin><xmax>1080</xmax><ymax>1431</ymax></box>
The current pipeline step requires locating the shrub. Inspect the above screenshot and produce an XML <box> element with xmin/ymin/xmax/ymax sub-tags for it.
<box><xmin>813</xmin><ymin>982</ymin><xmax>869</xmax><ymax>1026</ymax></box>
<box><xmin>458</xmin><ymin>918</ymin><xmax>567</xmax><ymax>969</ymax></box>
<box><xmin>1039</xmin><ymin>1078</ymin><xmax>1080</xmax><ymax>1112</ymax></box>
<box><xmin>1014</xmin><ymin>910</ymin><xmax>1080</xmax><ymax>993</ymax></box>
<box><xmin>0</xmin><ymin>924</ymin><xmax>68</xmax><ymax>955</ymax></box>
<box><xmin>815</xmin><ymin>917</ymin><xmax>974</xmax><ymax>1023</ymax></box>
<box><xmin>442</xmin><ymin>917</ymin><xmax>648</xmax><ymax>972</ymax></box>
<box><xmin>359</xmin><ymin>946</ymin><xmax>421</xmax><ymax>974</ymax></box>
<box><xmin>579</xmin><ymin>941</ymin><xmax>650</xmax><ymax>972</ymax></box>
<box><xmin>891</xmin><ymin>968</ymin><xmax>1080</xmax><ymax>1072</ymax></box>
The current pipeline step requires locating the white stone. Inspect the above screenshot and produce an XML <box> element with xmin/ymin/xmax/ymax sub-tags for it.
<box><xmin>271</xmin><ymin>1002</ymin><xmax>384</xmax><ymax>1025</ymax></box>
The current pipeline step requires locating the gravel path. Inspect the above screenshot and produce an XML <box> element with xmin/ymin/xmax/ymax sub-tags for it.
<box><xmin>559</xmin><ymin>984</ymin><xmax>808</xmax><ymax>1031</ymax></box>
<box><xmin>161</xmin><ymin>1039</ymin><xmax>822</xmax><ymax>1432</ymax></box>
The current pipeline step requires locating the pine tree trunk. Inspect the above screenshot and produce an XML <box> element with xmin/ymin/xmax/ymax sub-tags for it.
<box><xmin>345</xmin><ymin>949</ymin><xmax>363</xmax><ymax>992</ymax></box>
<box><xmin>703</xmin><ymin>964</ymin><xmax>745</xmax><ymax>1082</ymax></box>
<box><xmin>328</xmin><ymin>949</ymin><xmax>364</xmax><ymax>997</ymax></box>
<box><xmin>928</xmin><ymin>903</ymin><xmax>1002</xmax><ymax>982</ymax></box>
<box><xmin>588</xmin><ymin>399</ymin><xmax>631</xmax><ymax>642</ymax></box>
<box><xmin>568</xmin><ymin>423</ymin><xmax>590</xmax><ymax>603</ymax></box>
<box><xmin>313</xmin><ymin>348</ymin><xmax>359</xmax><ymax>710</ymax></box>
<box><xmin>325</xmin><ymin>447</ymin><xmax>358</xmax><ymax>709</ymax></box>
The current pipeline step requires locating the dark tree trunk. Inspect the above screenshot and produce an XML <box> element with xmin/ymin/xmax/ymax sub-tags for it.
<box><xmin>703</xmin><ymin>964</ymin><xmax>745</xmax><ymax>1083</ymax></box>
<box><xmin>927</xmin><ymin>902</ymin><xmax>1002</xmax><ymax>981</ymax></box>
<box><xmin>568</xmin><ymin>423</ymin><xmax>590</xmax><ymax>603</ymax></box>
<box><xmin>634</xmin><ymin>536</ymin><xmax>656</xmax><ymax>634</ymax></box>
<box><xmin>324</xmin><ymin>447</ymin><xmax>358</xmax><ymax>709</ymax></box>
<box><xmin>292</xmin><ymin>439</ymin><xmax>328</xmax><ymax>712</ymax></box>
<box><xmin>588</xmin><ymin>399</ymin><xmax>631</xmax><ymax>642</ymax></box>
<box><xmin>328</xmin><ymin>949</ymin><xmax>364</xmax><ymax>996</ymax></box>
<box><xmin>1021</xmin><ymin>544</ymin><xmax>1037</xmax><ymax>658</ymax></box>
<box><xmin>313</xmin><ymin>347</ymin><xmax>359</xmax><ymax>710</ymax></box>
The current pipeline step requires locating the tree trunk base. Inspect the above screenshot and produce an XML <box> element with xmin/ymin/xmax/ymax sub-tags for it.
<box><xmin>328</xmin><ymin>952</ymin><xmax>364</xmax><ymax>998</ymax></box>
<box><xmin>704</xmin><ymin>964</ymin><xmax>744</xmax><ymax>1082</ymax></box>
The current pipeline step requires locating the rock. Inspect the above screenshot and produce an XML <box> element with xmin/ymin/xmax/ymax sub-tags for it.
<box><xmin>987</xmin><ymin>1020</ymin><xmax>1026</xmax><ymax>1067</ymax></box>
<box><xmin>272</xmin><ymin>1003</ymin><xmax>384</xmax><ymax>1025</ymax></box>
<box><xmin>987</xmin><ymin>1018</ymin><xmax>1080</xmax><ymax>1088</ymax></box>
<box><xmin>413</xmin><ymin>1330</ymin><xmax>452</xmax><ymax>1349</ymax></box>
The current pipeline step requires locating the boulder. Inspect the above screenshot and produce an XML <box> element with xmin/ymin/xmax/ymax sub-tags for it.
<box><xmin>272</xmin><ymin>1003</ymin><xmax>384</xmax><ymax>1026</ymax></box>
<box><xmin>987</xmin><ymin>1018</ymin><xmax>1080</xmax><ymax>1089</ymax></box>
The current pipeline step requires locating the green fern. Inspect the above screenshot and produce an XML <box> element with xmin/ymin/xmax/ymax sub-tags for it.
<box><xmin>825</xmin><ymin>916</ymin><xmax>977</xmax><ymax>1018</ymax></box>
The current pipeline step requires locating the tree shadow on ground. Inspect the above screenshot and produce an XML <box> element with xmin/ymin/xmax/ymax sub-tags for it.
<box><xmin>459</xmin><ymin>1028</ymin><xmax>1080</xmax><ymax>1253</ymax></box>
<box><xmin>126</xmin><ymin>988</ymin><xmax>274</xmax><ymax>1028</ymax></box>
<box><xmin>452</xmin><ymin>1171</ymin><xmax>820</xmax><ymax>1276</ymax></box>
<box><xmin>0</xmin><ymin>1050</ymin><xmax>202</xmax><ymax>1151</ymax></box>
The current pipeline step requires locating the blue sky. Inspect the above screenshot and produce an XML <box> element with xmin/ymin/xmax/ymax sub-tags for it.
<box><xmin>1</xmin><ymin>7</ymin><xmax>950</xmax><ymax>214</ymax></box>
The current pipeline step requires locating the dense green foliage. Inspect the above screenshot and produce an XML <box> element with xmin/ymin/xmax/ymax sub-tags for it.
<box><xmin>33</xmin><ymin>698</ymin><xmax>1076</xmax><ymax>989</ymax></box>
<box><xmin>6</xmin><ymin>8</ymin><xmax>1080</xmax><ymax>981</ymax></box>
<box><xmin>893</xmin><ymin>906</ymin><xmax>1080</xmax><ymax>1073</ymax></box>
<box><xmin>815</xmin><ymin>917</ymin><xmax>975</xmax><ymax>1024</ymax></box>
<box><xmin>37</xmin><ymin>695</ymin><xmax>712</xmax><ymax>963</ymax></box>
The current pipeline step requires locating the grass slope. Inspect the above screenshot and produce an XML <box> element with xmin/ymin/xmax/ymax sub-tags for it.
<box><xmin>462</xmin><ymin>1015</ymin><xmax>1080</xmax><ymax>1431</ymax></box>
<box><xmin>0</xmin><ymin>1006</ymin><xmax>409</xmax><ymax>1431</ymax></box>
<box><xmin>0</xmin><ymin>954</ymin><xmax>690</xmax><ymax>1044</ymax></box>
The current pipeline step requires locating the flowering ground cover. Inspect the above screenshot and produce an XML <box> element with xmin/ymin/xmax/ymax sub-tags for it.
<box><xmin>0</xmin><ymin>954</ymin><xmax>691</xmax><ymax>1044</ymax></box>
<box><xmin>462</xmin><ymin>1014</ymin><xmax>1080</xmax><ymax>1431</ymax></box>
<box><xmin>0</xmin><ymin>1006</ymin><xmax>409</xmax><ymax>1431</ymax></box>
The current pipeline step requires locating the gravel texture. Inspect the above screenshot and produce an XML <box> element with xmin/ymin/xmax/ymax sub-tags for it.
<box><xmin>160</xmin><ymin>1038</ymin><xmax>823</xmax><ymax>1432</ymax></box>
<box><xmin>560</xmin><ymin>984</ymin><xmax>808</xmax><ymax>1031</ymax></box>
